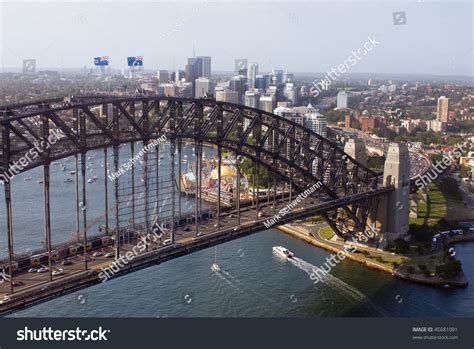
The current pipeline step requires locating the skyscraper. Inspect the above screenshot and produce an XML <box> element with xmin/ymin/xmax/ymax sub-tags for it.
<box><xmin>271</xmin><ymin>69</ymin><xmax>284</xmax><ymax>85</ymax></box>
<box><xmin>437</xmin><ymin>96</ymin><xmax>449</xmax><ymax>122</ymax></box>
<box><xmin>185</xmin><ymin>58</ymin><xmax>199</xmax><ymax>83</ymax></box>
<box><xmin>244</xmin><ymin>90</ymin><xmax>261</xmax><ymax>109</ymax></box>
<box><xmin>235</xmin><ymin>58</ymin><xmax>248</xmax><ymax>75</ymax></box>
<box><xmin>198</xmin><ymin>56</ymin><xmax>211</xmax><ymax>78</ymax></box>
<box><xmin>195</xmin><ymin>77</ymin><xmax>214</xmax><ymax>98</ymax></box>
<box><xmin>157</xmin><ymin>70</ymin><xmax>169</xmax><ymax>83</ymax></box>
<box><xmin>229</xmin><ymin>76</ymin><xmax>245</xmax><ymax>104</ymax></box>
<box><xmin>337</xmin><ymin>91</ymin><xmax>348</xmax><ymax>109</ymax></box>
<box><xmin>305</xmin><ymin>112</ymin><xmax>327</xmax><ymax>138</ymax></box>
<box><xmin>259</xmin><ymin>94</ymin><xmax>276</xmax><ymax>113</ymax></box>
<box><xmin>247</xmin><ymin>63</ymin><xmax>258</xmax><ymax>89</ymax></box>
<box><xmin>215</xmin><ymin>88</ymin><xmax>239</xmax><ymax>104</ymax></box>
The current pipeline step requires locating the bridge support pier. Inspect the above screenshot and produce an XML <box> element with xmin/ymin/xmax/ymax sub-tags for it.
<box><xmin>80</xmin><ymin>152</ymin><xmax>88</xmax><ymax>270</ymax></box>
<box><xmin>344</xmin><ymin>137</ymin><xmax>367</xmax><ymax>167</ymax></box>
<box><xmin>104</xmin><ymin>148</ymin><xmax>109</xmax><ymax>236</ymax></box>
<box><xmin>380</xmin><ymin>143</ymin><xmax>410</xmax><ymax>243</ymax></box>
<box><xmin>143</xmin><ymin>142</ymin><xmax>149</xmax><ymax>251</ymax></box>
<box><xmin>3</xmin><ymin>180</ymin><xmax>14</xmax><ymax>295</ymax></box>
<box><xmin>217</xmin><ymin>146</ymin><xmax>222</xmax><ymax>230</ymax></box>
<box><xmin>170</xmin><ymin>139</ymin><xmax>176</xmax><ymax>244</ymax></box>
<box><xmin>236</xmin><ymin>151</ymin><xmax>241</xmax><ymax>226</ymax></box>
<box><xmin>113</xmin><ymin>145</ymin><xmax>120</xmax><ymax>259</ymax></box>
<box><xmin>75</xmin><ymin>155</ymin><xmax>80</xmax><ymax>243</ymax></box>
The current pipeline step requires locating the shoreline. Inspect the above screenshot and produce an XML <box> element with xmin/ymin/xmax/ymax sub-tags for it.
<box><xmin>277</xmin><ymin>224</ymin><xmax>470</xmax><ymax>288</ymax></box>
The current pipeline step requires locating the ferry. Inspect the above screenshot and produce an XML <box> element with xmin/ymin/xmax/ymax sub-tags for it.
<box><xmin>272</xmin><ymin>246</ymin><xmax>294</xmax><ymax>260</ymax></box>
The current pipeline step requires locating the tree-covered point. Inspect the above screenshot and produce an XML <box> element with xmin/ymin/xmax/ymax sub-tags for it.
<box><xmin>436</xmin><ymin>259</ymin><xmax>463</xmax><ymax>278</ymax></box>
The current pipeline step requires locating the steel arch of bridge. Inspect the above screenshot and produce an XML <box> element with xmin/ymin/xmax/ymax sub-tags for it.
<box><xmin>0</xmin><ymin>95</ymin><xmax>390</xmax><ymax>291</ymax></box>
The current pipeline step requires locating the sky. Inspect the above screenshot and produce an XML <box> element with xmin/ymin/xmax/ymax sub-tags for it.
<box><xmin>0</xmin><ymin>0</ymin><xmax>472</xmax><ymax>77</ymax></box>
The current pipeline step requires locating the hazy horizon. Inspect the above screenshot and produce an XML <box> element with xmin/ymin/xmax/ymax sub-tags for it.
<box><xmin>1</xmin><ymin>1</ymin><xmax>472</xmax><ymax>77</ymax></box>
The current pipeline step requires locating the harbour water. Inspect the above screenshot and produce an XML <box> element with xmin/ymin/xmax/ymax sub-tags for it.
<box><xmin>1</xmin><ymin>145</ymin><xmax>473</xmax><ymax>317</ymax></box>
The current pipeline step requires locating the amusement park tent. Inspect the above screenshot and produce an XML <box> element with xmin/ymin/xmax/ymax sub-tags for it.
<box><xmin>211</xmin><ymin>165</ymin><xmax>237</xmax><ymax>179</ymax></box>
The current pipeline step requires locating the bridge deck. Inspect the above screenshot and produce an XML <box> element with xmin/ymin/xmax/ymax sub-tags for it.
<box><xmin>0</xmin><ymin>187</ymin><xmax>391</xmax><ymax>315</ymax></box>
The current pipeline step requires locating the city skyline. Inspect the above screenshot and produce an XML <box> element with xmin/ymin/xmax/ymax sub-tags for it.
<box><xmin>0</xmin><ymin>1</ymin><xmax>472</xmax><ymax>77</ymax></box>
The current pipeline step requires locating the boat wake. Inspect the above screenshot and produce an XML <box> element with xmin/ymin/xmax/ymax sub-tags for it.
<box><xmin>214</xmin><ymin>268</ymin><xmax>278</xmax><ymax>305</ymax></box>
<box><xmin>290</xmin><ymin>257</ymin><xmax>367</xmax><ymax>302</ymax></box>
<box><xmin>289</xmin><ymin>257</ymin><xmax>385</xmax><ymax>315</ymax></box>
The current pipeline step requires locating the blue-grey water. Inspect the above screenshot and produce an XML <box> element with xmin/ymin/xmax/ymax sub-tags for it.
<box><xmin>1</xmin><ymin>145</ymin><xmax>474</xmax><ymax>317</ymax></box>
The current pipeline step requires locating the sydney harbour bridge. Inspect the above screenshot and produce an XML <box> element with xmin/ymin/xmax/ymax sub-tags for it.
<box><xmin>0</xmin><ymin>95</ymin><xmax>405</xmax><ymax>313</ymax></box>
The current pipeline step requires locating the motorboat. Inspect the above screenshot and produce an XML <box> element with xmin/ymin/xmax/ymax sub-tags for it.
<box><xmin>64</xmin><ymin>178</ymin><xmax>73</xmax><ymax>183</ymax></box>
<box><xmin>272</xmin><ymin>246</ymin><xmax>294</xmax><ymax>259</ymax></box>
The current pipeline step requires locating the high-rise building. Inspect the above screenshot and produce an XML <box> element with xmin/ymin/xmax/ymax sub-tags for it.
<box><xmin>255</xmin><ymin>75</ymin><xmax>267</xmax><ymax>90</ymax></box>
<box><xmin>198</xmin><ymin>56</ymin><xmax>211</xmax><ymax>78</ymax></box>
<box><xmin>271</xmin><ymin>69</ymin><xmax>284</xmax><ymax>85</ymax></box>
<box><xmin>157</xmin><ymin>70</ymin><xmax>169</xmax><ymax>83</ymax></box>
<box><xmin>235</xmin><ymin>58</ymin><xmax>248</xmax><ymax>75</ymax></box>
<box><xmin>437</xmin><ymin>96</ymin><xmax>449</xmax><ymax>122</ymax></box>
<box><xmin>247</xmin><ymin>63</ymin><xmax>258</xmax><ymax>89</ymax></box>
<box><xmin>337</xmin><ymin>91</ymin><xmax>348</xmax><ymax>109</ymax></box>
<box><xmin>185</xmin><ymin>58</ymin><xmax>199</xmax><ymax>82</ymax></box>
<box><xmin>215</xmin><ymin>88</ymin><xmax>239</xmax><ymax>104</ymax></box>
<box><xmin>273</xmin><ymin>106</ymin><xmax>303</xmax><ymax>126</ymax></box>
<box><xmin>171</xmin><ymin>70</ymin><xmax>185</xmax><ymax>83</ymax></box>
<box><xmin>283</xmin><ymin>83</ymin><xmax>298</xmax><ymax>106</ymax></box>
<box><xmin>195</xmin><ymin>77</ymin><xmax>214</xmax><ymax>98</ymax></box>
<box><xmin>244</xmin><ymin>90</ymin><xmax>261</xmax><ymax>109</ymax></box>
<box><xmin>229</xmin><ymin>76</ymin><xmax>245</xmax><ymax>104</ymax></box>
<box><xmin>259</xmin><ymin>94</ymin><xmax>276</xmax><ymax>113</ymax></box>
<box><xmin>305</xmin><ymin>112</ymin><xmax>327</xmax><ymax>138</ymax></box>
<box><xmin>161</xmin><ymin>83</ymin><xmax>179</xmax><ymax>97</ymax></box>
<box><xmin>283</xmin><ymin>72</ymin><xmax>293</xmax><ymax>83</ymax></box>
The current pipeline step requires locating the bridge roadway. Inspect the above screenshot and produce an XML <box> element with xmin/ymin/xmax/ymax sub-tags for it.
<box><xmin>0</xmin><ymin>186</ymin><xmax>392</xmax><ymax>315</ymax></box>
